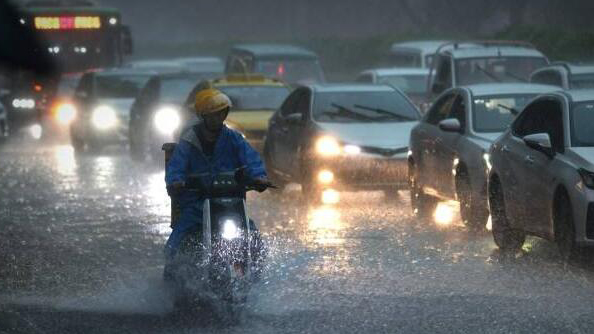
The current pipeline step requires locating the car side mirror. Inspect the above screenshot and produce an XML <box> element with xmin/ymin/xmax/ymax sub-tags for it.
<box><xmin>285</xmin><ymin>113</ymin><xmax>303</xmax><ymax>125</ymax></box>
<box><xmin>438</xmin><ymin>118</ymin><xmax>462</xmax><ymax>133</ymax></box>
<box><xmin>523</xmin><ymin>133</ymin><xmax>555</xmax><ymax>158</ymax></box>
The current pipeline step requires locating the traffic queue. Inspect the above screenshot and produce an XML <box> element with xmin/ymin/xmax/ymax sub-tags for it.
<box><xmin>5</xmin><ymin>39</ymin><xmax>594</xmax><ymax>261</ymax></box>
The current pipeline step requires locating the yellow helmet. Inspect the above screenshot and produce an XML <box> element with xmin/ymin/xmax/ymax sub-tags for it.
<box><xmin>194</xmin><ymin>88</ymin><xmax>232</xmax><ymax>115</ymax></box>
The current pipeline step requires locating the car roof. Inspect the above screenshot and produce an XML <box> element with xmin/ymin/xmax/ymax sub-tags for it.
<box><xmin>562</xmin><ymin>89</ymin><xmax>594</xmax><ymax>103</ymax></box>
<box><xmin>309</xmin><ymin>83</ymin><xmax>396</xmax><ymax>93</ymax></box>
<box><xmin>94</xmin><ymin>68</ymin><xmax>156</xmax><ymax>77</ymax></box>
<box><xmin>537</xmin><ymin>63</ymin><xmax>594</xmax><ymax>75</ymax></box>
<box><xmin>463</xmin><ymin>83</ymin><xmax>560</xmax><ymax>96</ymax></box>
<box><xmin>175</xmin><ymin>57</ymin><xmax>222</xmax><ymax>64</ymax></box>
<box><xmin>390</xmin><ymin>40</ymin><xmax>451</xmax><ymax>54</ymax></box>
<box><xmin>230</xmin><ymin>44</ymin><xmax>318</xmax><ymax>59</ymax></box>
<box><xmin>360</xmin><ymin>68</ymin><xmax>430</xmax><ymax>76</ymax></box>
<box><xmin>153</xmin><ymin>71</ymin><xmax>219</xmax><ymax>80</ymax></box>
<box><xmin>445</xmin><ymin>46</ymin><xmax>546</xmax><ymax>59</ymax></box>
<box><xmin>210</xmin><ymin>74</ymin><xmax>287</xmax><ymax>87</ymax></box>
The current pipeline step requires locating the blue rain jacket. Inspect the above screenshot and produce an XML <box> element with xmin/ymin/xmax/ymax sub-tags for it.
<box><xmin>164</xmin><ymin>124</ymin><xmax>267</xmax><ymax>256</ymax></box>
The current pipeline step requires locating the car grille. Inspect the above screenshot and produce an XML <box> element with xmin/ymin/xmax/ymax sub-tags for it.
<box><xmin>587</xmin><ymin>203</ymin><xmax>594</xmax><ymax>239</ymax></box>
<box><xmin>361</xmin><ymin>146</ymin><xmax>408</xmax><ymax>157</ymax></box>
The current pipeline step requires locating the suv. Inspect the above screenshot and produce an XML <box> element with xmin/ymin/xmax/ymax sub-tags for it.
<box><xmin>530</xmin><ymin>63</ymin><xmax>594</xmax><ymax>90</ymax></box>
<box><xmin>428</xmin><ymin>41</ymin><xmax>549</xmax><ymax>101</ymax></box>
<box><xmin>388</xmin><ymin>40</ymin><xmax>450</xmax><ymax>68</ymax></box>
<box><xmin>225</xmin><ymin>44</ymin><xmax>325</xmax><ymax>85</ymax></box>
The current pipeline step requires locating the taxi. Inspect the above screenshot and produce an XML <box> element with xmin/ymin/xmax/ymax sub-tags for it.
<box><xmin>200</xmin><ymin>74</ymin><xmax>291</xmax><ymax>152</ymax></box>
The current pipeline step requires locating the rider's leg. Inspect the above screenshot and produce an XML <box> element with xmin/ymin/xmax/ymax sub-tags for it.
<box><xmin>164</xmin><ymin>204</ymin><xmax>203</xmax><ymax>281</ymax></box>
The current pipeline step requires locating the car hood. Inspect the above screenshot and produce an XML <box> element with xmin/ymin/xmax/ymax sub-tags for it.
<box><xmin>226</xmin><ymin>110</ymin><xmax>274</xmax><ymax>132</ymax></box>
<box><xmin>96</xmin><ymin>98</ymin><xmax>135</xmax><ymax>120</ymax></box>
<box><xmin>567</xmin><ymin>147</ymin><xmax>594</xmax><ymax>170</ymax></box>
<box><xmin>316</xmin><ymin>121</ymin><xmax>418</xmax><ymax>149</ymax></box>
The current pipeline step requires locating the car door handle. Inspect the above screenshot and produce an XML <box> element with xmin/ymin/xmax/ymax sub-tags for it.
<box><xmin>524</xmin><ymin>156</ymin><xmax>535</xmax><ymax>164</ymax></box>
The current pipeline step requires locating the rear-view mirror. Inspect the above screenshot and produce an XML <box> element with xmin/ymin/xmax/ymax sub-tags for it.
<box><xmin>523</xmin><ymin>133</ymin><xmax>555</xmax><ymax>158</ymax></box>
<box><xmin>438</xmin><ymin>118</ymin><xmax>461</xmax><ymax>133</ymax></box>
<box><xmin>285</xmin><ymin>113</ymin><xmax>303</xmax><ymax>125</ymax></box>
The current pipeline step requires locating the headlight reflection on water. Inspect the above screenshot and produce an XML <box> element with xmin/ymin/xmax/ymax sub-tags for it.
<box><xmin>307</xmin><ymin>206</ymin><xmax>344</xmax><ymax>245</ymax></box>
<box><xmin>433</xmin><ymin>201</ymin><xmax>458</xmax><ymax>226</ymax></box>
<box><xmin>146</xmin><ymin>171</ymin><xmax>171</xmax><ymax>237</ymax></box>
<box><xmin>54</xmin><ymin>145</ymin><xmax>77</xmax><ymax>177</ymax></box>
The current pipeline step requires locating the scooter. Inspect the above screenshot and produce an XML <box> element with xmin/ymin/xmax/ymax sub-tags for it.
<box><xmin>162</xmin><ymin>143</ymin><xmax>271</xmax><ymax>321</ymax></box>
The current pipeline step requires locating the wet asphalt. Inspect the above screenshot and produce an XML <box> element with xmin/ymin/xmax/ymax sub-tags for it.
<box><xmin>2</xmin><ymin>141</ymin><xmax>594</xmax><ymax>334</ymax></box>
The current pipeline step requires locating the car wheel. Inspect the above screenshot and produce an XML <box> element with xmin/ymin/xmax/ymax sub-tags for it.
<box><xmin>456</xmin><ymin>171</ymin><xmax>488</xmax><ymax>232</ymax></box>
<box><xmin>489</xmin><ymin>178</ymin><xmax>525</xmax><ymax>250</ymax></box>
<box><xmin>554</xmin><ymin>191</ymin><xmax>581</xmax><ymax>262</ymax></box>
<box><xmin>409</xmin><ymin>163</ymin><xmax>437</xmax><ymax>219</ymax></box>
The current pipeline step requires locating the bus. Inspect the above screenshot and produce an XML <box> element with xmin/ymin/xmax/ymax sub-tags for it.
<box><xmin>5</xmin><ymin>0</ymin><xmax>133</xmax><ymax>138</ymax></box>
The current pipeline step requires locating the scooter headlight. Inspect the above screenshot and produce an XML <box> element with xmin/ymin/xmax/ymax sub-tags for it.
<box><xmin>154</xmin><ymin>106</ymin><xmax>181</xmax><ymax>135</ymax></box>
<box><xmin>220</xmin><ymin>218</ymin><xmax>241</xmax><ymax>240</ymax></box>
<box><xmin>92</xmin><ymin>105</ymin><xmax>117</xmax><ymax>130</ymax></box>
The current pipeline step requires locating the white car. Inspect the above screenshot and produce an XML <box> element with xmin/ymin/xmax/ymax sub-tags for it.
<box><xmin>408</xmin><ymin>83</ymin><xmax>558</xmax><ymax>229</ymax></box>
<box><xmin>530</xmin><ymin>63</ymin><xmax>594</xmax><ymax>90</ymax></box>
<box><xmin>488</xmin><ymin>89</ymin><xmax>594</xmax><ymax>259</ymax></box>
<box><xmin>264</xmin><ymin>84</ymin><xmax>420</xmax><ymax>201</ymax></box>
<box><xmin>70</xmin><ymin>69</ymin><xmax>154</xmax><ymax>153</ymax></box>
<box><xmin>388</xmin><ymin>40</ymin><xmax>451</xmax><ymax>68</ymax></box>
<box><xmin>356</xmin><ymin>68</ymin><xmax>429</xmax><ymax>107</ymax></box>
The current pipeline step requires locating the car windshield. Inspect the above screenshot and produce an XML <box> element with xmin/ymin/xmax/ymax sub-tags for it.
<box><xmin>387</xmin><ymin>53</ymin><xmax>422</xmax><ymax>67</ymax></box>
<box><xmin>377</xmin><ymin>74</ymin><xmax>428</xmax><ymax>95</ymax></box>
<box><xmin>314</xmin><ymin>90</ymin><xmax>419</xmax><ymax>123</ymax></box>
<box><xmin>56</xmin><ymin>76</ymin><xmax>80</xmax><ymax>97</ymax></box>
<box><xmin>160</xmin><ymin>75</ymin><xmax>216</xmax><ymax>103</ymax></box>
<box><xmin>218</xmin><ymin>85</ymin><xmax>290</xmax><ymax>111</ymax></box>
<box><xmin>570</xmin><ymin>74</ymin><xmax>594</xmax><ymax>89</ymax></box>
<box><xmin>571</xmin><ymin>101</ymin><xmax>594</xmax><ymax>147</ymax></box>
<box><xmin>473</xmin><ymin>94</ymin><xmax>536</xmax><ymax>133</ymax></box>
<box><xmin>456</xmin><ymin>57</ymin><xmax>548</xmax><ymax>85</ymax></box>
<box><xmin>96</xmin><ymin>75</ymin><xmax>150</xmax><ymax>99</ymax></box>
<box><xmin>255</xmin><ymin>59</ymin><xmax>324</xmax><ymax>83</ymax></box>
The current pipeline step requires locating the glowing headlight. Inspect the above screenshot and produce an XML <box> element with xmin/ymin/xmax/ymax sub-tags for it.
<box><xmin>318</xmin><ymin>169</ymin><xmax>334</xmax><ymax>184</ymax></box>
<box><xmin>221</xmin><ymin>219</ymin><xmax>241</xmax><ymax>240</ymax></box>
<box><xmin>91</xmin><ymin>105</ymin><xmax>117</xmax><ymax>130</ymax></box>
<box><xmin>55</xmin><ymin>103</ymin><xmax>77</xmax><ymax>125</ymax></box>
<box><xmin>343</xmin><ymin>144</ymin><xmax>361</xmax><ymax>155</ymax></box>
<box><xmin>154</xmin><ymin>106</ymin><xmax>181</xmax><ymax>135</ymax></box>
<box><xmin>316</xmin><ymin>136</ymin><xmax>341</xmax><ymax>156</ymax></box>
<box><xmin>483</xmin><ymin>153</ymin><xmax>492</xmax><ymax>172</ymax></box>
<box><xmin>12</xmin><ymin>98</ymin><xmax>35</xmax><ymax>109</ymax></box>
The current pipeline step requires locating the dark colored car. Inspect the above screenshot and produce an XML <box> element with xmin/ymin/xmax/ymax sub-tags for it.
<box><xmin>225</xmin><ymin>44</ymin><xmax>325</xmax><ymax>85</ymax></box>
<box><xmin>128</xmin><ymin>71</ymin><xmax>219</xmax><ymax>161</ymax></box>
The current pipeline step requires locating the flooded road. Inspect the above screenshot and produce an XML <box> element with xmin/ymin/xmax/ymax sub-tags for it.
<box><xmin>2</xmin><ymin>142</ymin><xmax>594</xmax><ymax>333</ymax></box>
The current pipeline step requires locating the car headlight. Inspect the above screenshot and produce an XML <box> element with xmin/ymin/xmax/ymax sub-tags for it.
<box><xmin>29</xmin><ymin>124</ymin><xmax>42</xmax><ymax>140</ymax></box>
<box><xmin>12</xmin><ymin>98</ymin><xmax>35</xmax><ymax>109</ymax></box>
<box><xmin>154</xmin><ymin>106</ymin><xmax>181</xmax><ymax>135</ymax></box>
<box><xmin>220</xmin><ymin>218</ymin><xmax>241</xmax><ymax>240</ymax></box>
<box><xmin>316</xmin><ymin>136</ymin><xmax>341</xmax><ymax>156</ymax></box>
<box><xmin>55</xmin><ymin>103</ymin><xmax>77</xmax><ymax>125</ymax></box>
<box><xmin>91</xmin><ymin>105</ymin><xmax>117</xmax><ymax>130</ymax></box>
<box><xmin>578</xmin><ymin>168</ymin><xmax>594</xmax><ymax>189</ymax></box>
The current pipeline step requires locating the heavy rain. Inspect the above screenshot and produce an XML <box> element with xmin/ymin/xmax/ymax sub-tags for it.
<box><xmin>2</xmin><ymin>1</ymin><xmax>594</xmax><ymax>333</ymax></box>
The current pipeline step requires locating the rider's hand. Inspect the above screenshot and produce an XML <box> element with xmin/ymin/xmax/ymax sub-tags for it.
<box><xmin>252</xmin><ymin>177</ymin><xmax>271</xmax><ymax>193</ymax></box>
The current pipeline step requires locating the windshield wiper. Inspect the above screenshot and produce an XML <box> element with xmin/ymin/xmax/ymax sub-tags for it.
<box><xmin>503</xmin><ymin>70</ymin><xmax>527</xmax><ymax>83</ymax></box>
<box><xmin>474</xmin><ymin>64</ymin><xmax>501</xmax><ymax>83</ymax></box>
<box><xmin>497</xmin><ymin>104</ymin><xmax>520</xmax><ymax>116</ymax></box>
<box><xmin>321</xmin><ymin>103</ymin><xmax>376</xmax><ymax>122</ymax></box>
<box><xmin>353</xmin><ymin>104</ymin><xmax>417</xmax><ymax>121</ymax></box>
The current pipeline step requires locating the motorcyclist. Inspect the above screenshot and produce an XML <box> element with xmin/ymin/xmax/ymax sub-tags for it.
<box><xmin>164</xmin><ymin>88</ymin><xmax>268</xmax><ymax>279</ymax></box>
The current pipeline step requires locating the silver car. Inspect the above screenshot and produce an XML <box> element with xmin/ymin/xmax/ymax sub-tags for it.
<box><xmin>408</xmin><ymin>83</ymin><xmax>558</xmax><ymax>229</ymax></box>
<box><xmin>264</xmin><ymin>84</ymin><xmax>420</xmax><ymax>201</ymax></box>
<box><xmin>488</xmin><ymin>89</ymin><xmax>594</xmax><ymax>260</ymax></box>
